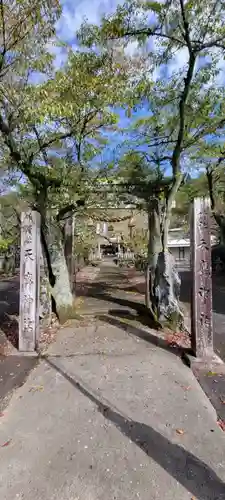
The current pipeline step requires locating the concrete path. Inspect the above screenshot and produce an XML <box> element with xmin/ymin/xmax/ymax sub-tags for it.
<box><xmin>75</xmin><ymin>261</ymin><xmax>147</xmax><ymax>317</ymax></box>
<box><xmin>1</xmin><ymin>266</ymin><xmax>225</xmax><ymax>499</ymax></box>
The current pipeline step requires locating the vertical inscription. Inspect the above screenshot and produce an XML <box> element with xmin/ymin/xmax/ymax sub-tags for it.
<box><xmin>191</xmin><ymin>198</ymin><xmax>213</xmax><ymax>358</ymax></box>
<box><xmin>19</xmin><ymin>211</ymin><xmax>41</xmax><ymax>352</ymax></box>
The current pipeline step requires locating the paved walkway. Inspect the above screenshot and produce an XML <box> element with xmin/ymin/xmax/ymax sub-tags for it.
<box><xmin>0</xmin><ymin>263</ymin><xmax>225</xmax><ymax>499</ymax></box>
<box><xmin>116</xmin><ymin>266</ymin><xmax>225</xmax><ymax>361</ymax></box>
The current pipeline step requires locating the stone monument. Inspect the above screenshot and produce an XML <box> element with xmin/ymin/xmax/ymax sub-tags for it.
<box><xmin>190</xmin><ymin>197</ymin><xmax>213</xmax><ymax>358</ymax></box>
<box><xmin>19</xmin><ymin>210</ymin><xmax>41</xmax><ymax>352</ymax></box>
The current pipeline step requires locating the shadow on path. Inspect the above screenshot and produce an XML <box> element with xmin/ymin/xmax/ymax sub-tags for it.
<box><xmin>78</xmin><ymin>280</ymin><xmax>158</xmax><ymax>328</ymax></box>
<box><xmin>46</xmin><ymin>358</ymin><xmax>225</xmax><ymax>500</ymax></box>
<box><xmin>97</xmin><ymin>313</ymin><xmax>191</xmax><ymax>359</ymax></box>
<box><xmin>0</xmin><ymin>355</ymin><xmax>37</xmax><ymax>411</ymax></box>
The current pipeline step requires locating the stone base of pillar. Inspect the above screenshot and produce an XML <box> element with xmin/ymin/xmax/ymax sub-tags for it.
<box><xmin>183</xmin><ymin>351</ymin><xmax>225</xmax><ymax>423</ymax></box>
<box><xmin>183</xmin><ymin>351</ymin><xmax>225</xmax><ymax>372</ymax></box>
<box><xmin>12</xmin><ymin>351</ymin><xmax>40</xmax><ymax>357</ymax></box>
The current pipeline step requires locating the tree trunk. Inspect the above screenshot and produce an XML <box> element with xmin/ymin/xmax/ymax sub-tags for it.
<box><xmin>145</xmin><ymin>263</ymin><xmax>150</xmax><ymax>309</ymax></box>
<box><xmin>39</xmin><ymin>246</ymin><xmax>52</xmax><ymax>327</ymax></box>
<box><xmin>220</xmin><ymin>224</ymin><xmax>225</xmax><ymax>245</ymax></box>
<box><xmin>41</xmin><ymin>217</ymin><xmax>74</xmax><ymax>322</ymax></box>
<box><xmin>64</xmin><ymin>211</ymin><xmax>75</xmax><ymax>294</ymax></box>
<box><xmin>147</xmin><ymin>198</ymin><xmax>184</xmax><ymax>330</ymax></box>
<box><xmin>147</xmin><ymin>198</ymin><xmax>162</xmax><ymax>318</ymax></box>
<box><xmin>215</xmin><ymin>216</ymin><xmax>225</xmax><ymax>245</ymax></box>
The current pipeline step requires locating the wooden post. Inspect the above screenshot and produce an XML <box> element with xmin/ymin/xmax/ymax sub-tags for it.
<box><xmin>190</xmin><ymin>198</ymin><xmax>213</xmax><ymax>358</ymax></box>
<box><xmin>19</xmin><ymin>210</ymin><xmax>41</xmax><ymax>352</ymax></box>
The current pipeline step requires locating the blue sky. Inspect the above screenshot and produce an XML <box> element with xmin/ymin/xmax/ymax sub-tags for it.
<box><xmin>51</xmin><ymin>0</ymin><xmax>150</xmax><ymax>166</ymax></box>
<box><xmin>56</xmin><ymin>0</ymin><xmax>121</xmax><ymax>45</ymax></box>
<box><xmin>33</xmin><ymin>1</ymin><xmax>225</xmax><ymax>175</ymax></box>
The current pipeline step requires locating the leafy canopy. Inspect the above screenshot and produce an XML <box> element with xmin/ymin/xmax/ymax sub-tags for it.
<box><xmin>78</xmin><ymin>0</ymin><xmax>225</xmax><ymax>199</ymax></box>
<box><xmin>0</xmin><ymin>1</ymin><xmax>132</xmax><ymax>218</ymax></box>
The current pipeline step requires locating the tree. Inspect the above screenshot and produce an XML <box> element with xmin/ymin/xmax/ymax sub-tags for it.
<box><xmin>206</xmin><ymin>163</ymin><xmax>225</xmax><ymax>243</ymax></box>
<box><xmin>114</xmin><ymin>149</ymin><xmax>174</xmax><ymax>316</ymax></box>
<box><xmin>171</xmin><ymin>174</ymin><xmax>208</xmax><ymax>229</ymax></box>
<box><xmin>79</xmin><ymin>0</ymin><xmax>225</xmax><ymax>326</ymax></box>
<box><xmin>191</xmin><ymin>141</ymin><xmax>225</xmax><ymax>244</ymax></box>
<box><xmin>0</xmin><ymin>1</ymin><xmax>130</xmax><ymax>318</ymax></box>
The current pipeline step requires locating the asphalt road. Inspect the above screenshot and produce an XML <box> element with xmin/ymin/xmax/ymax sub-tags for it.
<box><xmin>0</xmin><ymin>275</ymin><xmax>19</xmax><ymax>349</ymax></box>
<box><xmin>0</xmin><ymin>274</ymin><xmax>19</xmax><ymax>317</ymax></box>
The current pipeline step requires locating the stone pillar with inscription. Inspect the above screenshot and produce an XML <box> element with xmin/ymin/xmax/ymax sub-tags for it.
<box><xmin>190</xmin><ymin>197</ymin><xmax>214</xmax><ymax>359</ymax></box>
<box><xmin>19</xmin><ymin>211</ymin><xmax>41</xmax><ymax>352</ymax></box>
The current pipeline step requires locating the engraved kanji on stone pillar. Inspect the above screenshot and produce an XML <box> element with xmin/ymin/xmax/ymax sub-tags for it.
<box><xmin>190</xmin><ymin>198</ymin><xmax>213</xmax><ymax>358</ymax></box>
<box><xmin>19</xmin><ymin>211</ymin><xmax>41</xmax><ymax>352</ymax></box>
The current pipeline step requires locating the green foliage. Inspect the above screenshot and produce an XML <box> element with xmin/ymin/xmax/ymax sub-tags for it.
<box><xmin>188</xmin><ymin>138</ymin><xmax>225</xmax><ymax>234</ymax></box>
<box><xmin>1</xmin><ymin>0</ymin><xmax>225</xmax><ymax>302</ymax></box>
<box><xmin>0</xmin><ymin>0</ymin><xmax>61</xmax><ymax>75</ymax></box>
<box><xmin>79</xmin><ymin>0</ymin><xmax>225</xmax><ymax>208</ymax></box>
<box><xmin>0</xmin><ymin>0</ymin><xmax>131</xmax><ymax>228</ymax></box>
<box><xmin>125</xmin><ymin>227</ymin><xmax>148</xmax><ymax>254</ymax></box>
<box><xmin>0</xmin><ymin>192</ymin><xmax>21</xmax><ymax>243</ymax></box>
<box><xmin>0</xmin><ymin>237</ymin><xmax>13</xmax><ymax>253</ymax></box>
<box><xmin>73</xmin><ymin>216</ymin><xmax>97</xmax><ymax>261</ymax></box>
<box><xmin>171</xmin><ymin>174</ymin><xmax>208</xmax><ymax>227</ymax></box>
<box><xmin>135</xmin><ymin>255</ymin><xmax>148</xmax><ymax>272</ymax></box>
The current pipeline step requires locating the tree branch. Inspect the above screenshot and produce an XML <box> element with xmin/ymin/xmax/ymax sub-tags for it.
<box><xmin>33</xmin><ymin>125</ymin><xmax>49</xmax><ymax>166</ymax></box>
<box><xmin>56</xmin><ymin>204</ymin><xmax>76</xmax><ymax>222</ymax></box>
<box><xmin>206</xmin><ymin>164</ymin><xmax>215</xmax><ymax>211</ymax></box>
<box><xmin>0</xmin><ymin>113</ymin><xmax>59</xmax><ymax>189</ymax></box>
<box><xmin>196</xmin><ymin>38</ymin><xmax>225</xmax><ymax>52</ymax></box>
<box><xmin>171</xmin><ymin>1</ymin><xmax>196</xmax><ymax>175</ymax></box>
<box><xmin>33</xmin><ymin>131</ymin><xmax>74</xmax><ymax>156</ymax></box>
<box><xmin>109</xmin><ymin>27</ymin><xmax>183</xmax><ymax>47</ymax></box>
<box><xmin>0</xmin><ymin>0</ymin><xmax>6</xmax><ymax>58</ymax></box>
<box><xmin>179</xmin><ymin>0</ymin><xmax>192</xmax><ymax>52</ymax></box>
<box><xmin>33</xmin><ymin>109</ymin><xmax>101</xmax><ymax>161</ymax></box>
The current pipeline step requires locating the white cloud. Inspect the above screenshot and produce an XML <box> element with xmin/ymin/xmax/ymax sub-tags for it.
<box><xmin>51</xmin><ymin>0</ymin><xmax>121</xmax><ymax>67</ymax></box>
<box><xmin>167</xmin><ymin>47</ymin><xmax>189</xmax><ymax>77</ymax></box>
<box><xmin>46</xmin><ymin>40</ymin><xmax>69</xmax><ymax>69</ymax></box>
<box><xmin>53</xmin><ymin>1</ymin><xmax>225</xmax><ymax>86</ymax></box>
<box><xmin>57</xmin><ymin>0</ymin><xmax>121</xmax><ymax>43</ymax></box>
<box><xmin>124</xmin><ymin>40</ymin><xmax>139</xmax><ymax>57</ymax></box>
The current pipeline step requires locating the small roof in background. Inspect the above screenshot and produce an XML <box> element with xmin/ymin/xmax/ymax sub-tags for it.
<box><xmin>168</xmin><ymin>235</ymin><xmax>217</xmax><ymax>248</ymax></box>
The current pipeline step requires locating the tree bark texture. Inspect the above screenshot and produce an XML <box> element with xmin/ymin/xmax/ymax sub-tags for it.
<box><xmin>41</xmin><ymin>216</ymin><xmax>73</xmax><ymax>321</ymax></box>
<box><xmin>147</xmin><ymin>198</ymin><xmax>184</xmax><ymax>329</ymax></box>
